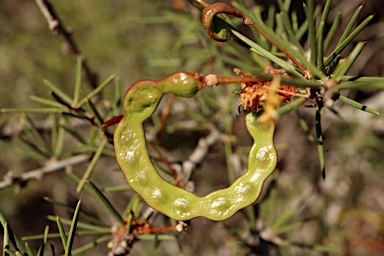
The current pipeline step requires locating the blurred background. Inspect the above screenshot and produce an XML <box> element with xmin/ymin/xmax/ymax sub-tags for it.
<box><xmin>1</xmin><ymin>0</ymin><xmax>384</xmax><ymax>255</ymax></box>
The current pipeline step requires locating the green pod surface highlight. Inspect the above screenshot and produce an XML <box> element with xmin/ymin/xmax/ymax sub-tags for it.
<box><xmin>114</xmin><ymin>72</ymin><xmax>277</xmax><ymax>221</ymax></box>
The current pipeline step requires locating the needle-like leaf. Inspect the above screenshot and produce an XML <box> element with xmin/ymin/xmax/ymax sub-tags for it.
<box><xmin>65</xmin><ymin>199</ymin><xmax>81</xmax><ymax>256</ymax></box>
<box><xmin>76</xmin><ymin>138</ymin><xmax>108</xmax><ymax>192</ymax></box>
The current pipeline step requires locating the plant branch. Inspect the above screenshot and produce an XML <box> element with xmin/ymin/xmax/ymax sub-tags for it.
<box><xmin>34</xmin><ymin>0</ymin><xmax>98</xmax><ymax>89</ymax></box>
<box><xmin>0</xmin><ymin>154</ymin><xmax>91</xmax><ymax>190</ymax></box>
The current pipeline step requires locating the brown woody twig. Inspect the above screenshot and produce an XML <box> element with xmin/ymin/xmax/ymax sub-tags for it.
<box><xmin>0</xmin><ymin>154</ymin><xmax>91</xmax><ymax>190</ymax></box>
<box><xmin>34</xmin><ymin>0</ymin><xmax>98</xmax><ymax>89</ymax></box>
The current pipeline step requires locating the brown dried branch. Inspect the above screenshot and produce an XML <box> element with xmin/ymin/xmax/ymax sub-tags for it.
<box><xmin>177</xmin><ymin>126</ymin><xmax>220</xmax><ymax>187</ymax></box>
<box><xmin>0</xmin><ymin>154</ymin><xmax>91</xmax><ymax>190</ymax></box>
<box><xmin>34</xmin><ymin>0</ymin><xmax>98</xmax><ymax>89</ymax></box>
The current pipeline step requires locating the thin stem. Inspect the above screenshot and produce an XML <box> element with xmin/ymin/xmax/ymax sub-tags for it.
<box><xmin>242</xmin><ymin>18</ymin><xmax>307</xmax><ymax>73</ymax></box>
<box><xmin>157</xmin><ymin>95</ymin><xmax>177</xmax><ymax>138</ymax></box>
<box><xmin>215</xmin><ymin>76</ymin><xmax>267</xmax><ymax>85</ymax></box>
<box><xmin>0</xmin><ymin>154</ymin><xmax>91</xmax><ymax>190</ymax></box>
<box><xmin>34</xmin><ymin>0</ymin><xmax>98</xmax><ymax>89</ymax></box>
<box><xmin>147</xmin><ymin>142</ymin><xmax>180</xmax><ymax>184</ymax></box>
<box><xmin>304</xmin><ymin>0</ymin><xmax>317</xmax><ymax>68</ymax></box>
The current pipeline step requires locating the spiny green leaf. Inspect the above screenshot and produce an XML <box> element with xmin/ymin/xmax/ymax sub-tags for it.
<box><xmin>76</xmin><ymin>138</ymin><xmax>108</xmax><ymax>192</ymax></box>
<box><xmin>303</xmin><ymin>0</ymin><xmax>317</xmax><ymax>67</ymax></box>
<box><xmin>332</xmin><ymin>42</ymin><xmax>365</xmax><ymax>81</ymax></box>
<box><xmin>250</xmin><ymin>6</ymin><xmax>269</xmax><ymax>49</ymax></box>
<box><xmin>45</xmin><ymin>215</ymin><xmax>110</xmax><ymax>232</ymax></box>
<box><xmin>43</xmin><ymin>79</ymin><xmax>73</xmax><ymax>106</ymax></box>
<box><xmin>70</xmin><ymin>235</ymin><xmax>110</xmax><ymax>255</ymax></box>
<box><xmin>22</xmin><ymin>231</ymin><xmax>110</xmax><ymax>241</ymax></box>
<box><xmin>237</xmin><ymin>2</ymin><xmax>326</xmax><ymax>79</ymax></box>
<box><xmin>73</xmin><ymin>57</ymin><xmax>83</xmax><ymax>104</ymax></box>
<box><xmin>336</xmin><ymin>4</ymin><xmax>364</xmax><ymax>48</ymax></box>
<box><xmin>136</xmin><ymin>234</ymin><xmax>176</xmax><ymax>241</ymax></box>
<box><xmin>5</xmin><ymin>138</ymin><xmax>47</xmax><ymax>161</ymax></box>
<box><xmin>30</xmin><ymin>96</ymin><xmax>65</xmax><ymax>108</ymax></box>
<box><xmin>56</xmin><ymin>215</ymin><xmax>67</xmax><ymax>248</ymax></box>
<box><xmin>297</xmin><ymin>110</ymin><xmax>315</xmax><ymax>142</ymax></box>
<box><xmin>316</xmin><ymin>0</ymin><xmax>333</xmax><ymax>71</ymax></box>
<box><xmin>44</xmin><ymin>197</ymin><xmax>108</xmax><ymax>227</ymax></box>
<box><xmin>316</xmin><ymin>0</ymin><xmax>333</xmax><ymax>40</ymax></box>
<box><xmin>1</xmin><ymin>108</ymin><xmax>62</xmax><ymax>114</ymax></box>
<box><xmin>275</xmin><ymin>221</ymin><xmax>303</xmax><ymax>235</ymax></box>
<box><xmin>85</xmin><ymin>98</ymin><xmax>104</xmax><ymax>126</ymax></box>
<box><xmin>24</xmin><ymin>115</ymin><xmax>52</xmax><ymax>157</ymax></box>
<box><xmin>3</xmin><ymin>223</ymin><xmax>10</xmax><ymax>256</ymax></box>
<box><xmin>231</xmin><ymin>30</ymin><xmax>303</xmax><ymax>78</ymax></box>
<box><xmin>113</xmin><ymin>76</ymin><xmax>122</xmax><ymax>115</ymax></box>
<box><xmin>315</xmin><ymin>100</ymin><xmax>326</xmax><ymax>179</ymax></box>
<box><xmin>275</xmin><ymin>97</ymin><xmax>307</xmax><ymax>116</ymax></box>
<box><xmin>282</xmin><ymin>240</ymin><xmax>340</xmax><ymax>253</ymax></box>
<box><xmin>325</xmin><ymin>14</ymin><xmax>374</xmax><ymax>67</ymax></box>
<box><xmin>65</xmin><ymin>199</ymin><xmax>81</xmax><ymax>256</ymax></box>
<box><xmin>77</xmin><ymin>75</ymin><xmax>116</xmax><ymax>108</ymax></box>
<box><xmin>62</xmin><ymin>125</ymin><xmax>87</xmax><ymax>145</ymax></box>
<box><xmin>338</xmin><ymin>95</ymin><xmax>380</xmax><ymax>115</ymax></box>
<box><xmin>324</xmin><ymin>11</ymin><xmax>341</xmax><ymax>52</ymax></box>
<box><xmin>37</xmin><ymin>225</ymin><xmax>49</xmax><ymax>256</ymax></box>
<box><xmin>276</xmin><ymin>0</ymin><xmax>304</xmax><ymax>53</ymax></box>
<box><xmin>85</xmin><ymin>181</ymin><xmax>125</xmax><ymax>226</ymax></box>
<box><xmin>266</xmin><ymin>188</ymin><xmax>278</xmax><ymax>226</ymax></box>
<box><xmin>271</xmin><ymin>208</ymin><xmax>296</xmax><ymax>232</ymax></box>
<box><xmin>295</xmin><ymin>15</ymin><xmax>309</xmax><ymax>42</ymax></box>
<box><xmin>122</xmin><ymin>194</ymin><xmax>141</xmax><ymax>218</ymax></box>
<box><xmin>341</xmin><ymin>76</ymin><xmax>384</xmax><ymax>82</ymax></box>
<box><xmin>332</xmin><ymin>78</ymin><xmax>384</xmax><ymax>91</ymax></box>
<box><xmin>24</xmin><ymin>243</ymin><xmax>35</xmax><ymax>256</ymax></box>
<box><xmin>53</xmin><ymin>116</ymin><xmax>66</xmax><ymax>157</ymax></box>
<box><xmin>3</xmin><ymin>249</ymin><xmax>16</xmax><ymax>256</ymax></box>
<box><xmin>17</xmin><ymin>132</ymin><xmax>50</xmax><ymax>160</ymax></box>
<box><xmin>245</xmin><ymin>207</ymin><xmax>257</xmax><ymax>233</ymax></box>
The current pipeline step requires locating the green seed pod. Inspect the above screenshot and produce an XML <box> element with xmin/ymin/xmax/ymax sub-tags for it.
<box><xmin>114</xmin><ymin>72</ymin><xmax>277</xmax><ymax>220</ymax></box>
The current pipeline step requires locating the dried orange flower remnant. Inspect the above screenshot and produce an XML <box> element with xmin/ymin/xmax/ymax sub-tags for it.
<box><xmin>237</xmin><ymin>68</ymin><xmax>299</xmax><ymax>112</ymax></box>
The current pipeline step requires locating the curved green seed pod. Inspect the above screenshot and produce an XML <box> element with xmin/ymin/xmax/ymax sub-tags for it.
<box><xmin>201</xmin><ymin>2</ymin><xmax>243</xmax><ymax>42</ymax></box>
<box><xmin>114</xmin><ymin>72</ymin><xmax>277</xmax><ymax>221</ymax></box>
